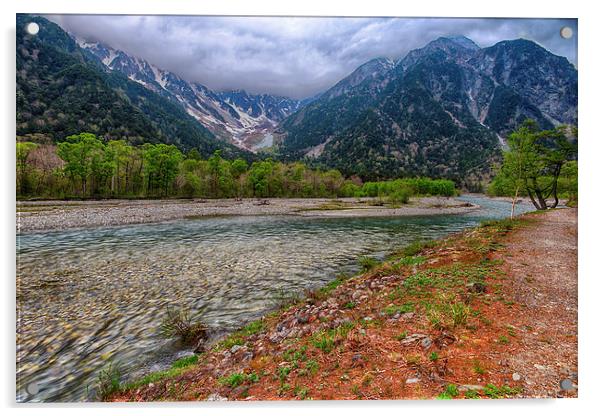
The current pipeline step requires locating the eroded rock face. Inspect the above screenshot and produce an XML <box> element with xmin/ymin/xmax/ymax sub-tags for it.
<box><xmin>279</xmin><ymin>36</ymin><xmax>577</xmax><ymax>182</ymax></box>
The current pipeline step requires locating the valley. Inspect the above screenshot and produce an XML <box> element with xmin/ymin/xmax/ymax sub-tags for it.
<box><xmin>15</xmin><ymin>14</ymin><xmax>578</xmax><ymax>403</ymax></box>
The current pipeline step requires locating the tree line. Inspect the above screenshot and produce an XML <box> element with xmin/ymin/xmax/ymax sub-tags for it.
<box><xmin>16</xmin><ymin>133</ymin><xmax>457</xmax><ymax>200</ymax></box>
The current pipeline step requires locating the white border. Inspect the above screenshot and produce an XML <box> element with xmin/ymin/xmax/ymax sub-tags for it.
<box><xmin>3</xmin><ymin>1</ymin><xmax>600</xmax><ymax>415</ymax></box>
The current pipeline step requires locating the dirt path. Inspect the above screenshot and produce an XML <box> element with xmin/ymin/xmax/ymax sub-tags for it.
<box><xmin>494</xmin><ymin>208</ymin><xmax>578</xmax><ymax>397</ymax></box>
<box><xmin>112</xmin><ymin>208</ymin><xmax>578</xmax><ymax>401</ymax></box>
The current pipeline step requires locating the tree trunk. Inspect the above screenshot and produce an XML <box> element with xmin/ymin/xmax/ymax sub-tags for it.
<box><xmin>548</xmin><ymin>163</ymin><xmax>562</xmax><ymax>209</ymax></box>
<box><xmin>526</xmin><ymin>188</ymin><xmax>543</xmax><ymax>210</ymax></box>
<box><xmin>511</xmin><ymin>186</ymin><xmax>519</xmax><ymax>219</ymax></box>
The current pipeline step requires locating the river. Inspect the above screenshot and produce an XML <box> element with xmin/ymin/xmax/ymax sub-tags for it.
<box><xmin>16</xmin><ymin>195</ymin><xmax>533</xmax><ymax>402</ymax></box>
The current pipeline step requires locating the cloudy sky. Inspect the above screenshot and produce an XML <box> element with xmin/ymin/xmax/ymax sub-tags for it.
<box><xmin>46</xmin><ymin>15</ymin><xmax>577</xmax><ymax>99</ymax></box>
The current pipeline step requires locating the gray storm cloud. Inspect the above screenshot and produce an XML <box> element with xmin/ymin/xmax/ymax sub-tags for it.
<box><xmin>45</xmin><ymin>15</ymin><xmax>577</xmax><ymax>99</ymax></box>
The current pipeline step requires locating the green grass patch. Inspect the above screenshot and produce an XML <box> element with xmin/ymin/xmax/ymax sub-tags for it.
<box><xmin>311</xmin><ymin>321</ymin><xmax>355</xmax><ymax>353</ymax></box>
<box><xmin>437</xmin><ymin>384</ymin><xmax>460</xmax><ymax>399</ymax></box>
<box><xmin>400</xmin><ymin>240</ymin><xmax>438</xmax><ymax>257</ymax></box>
<box><xmin>294</xmin><ymin>386</ymin><xmax>310</xmax><ymax>400</ymax></box>
<box><xmin>214</xmin><ymin>320</ymin><xmax>265</xmax><ymax>351</ymax></box>
<box><xmin>464</xmin><ymin>389</ymin><xmax>480</xmax><ymax>399</ymax></box>
<box><xmin>283</xmin><ymin>346</ymin><xmax>308</xmax><ymax>368</ymax></box>
<box><xmin>305</xmin><ymin>359</ymin><xmax>319</xmax><ymax>376</ymax></box>
<box><xmin>121</xmin><ymin>353</ymin><xmax>204</xmax><ymax>392</ymax></box>
<box><xmin>383</xmin><ymin>302</ymin><xmax>414</xmax><ymax>316</ymax></box>
<box><xmin>218</xmin><ymin>371</ymin><xmax>260</xmax><ymax>388</ymax></box>
<box><xmin>483</xmin><ymin>384</ymin><xmax>521</xmax><ymax>398</ymax></box>
<box><xmin>473</xmin><ymin>359</ymin><xmax>486</xmax><ymax>375</ymax></box>
<box><xmin>171</xmin><ymin>354</ymin><xmax>198</xmax><ymax>369</ymax></box>
<box><xmin>395</xmin><ymin>255</ymin><xmax>427</xmax><ymax>266</ymax></box>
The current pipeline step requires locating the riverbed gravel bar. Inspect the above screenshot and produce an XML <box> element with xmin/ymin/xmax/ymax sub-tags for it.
<box><xmin>16</xmin><ymin>197</ymin><xmax>478</xmax><ymax>233</ymax></box>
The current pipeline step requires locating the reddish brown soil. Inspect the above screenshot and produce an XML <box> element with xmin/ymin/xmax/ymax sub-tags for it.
<box><xmin>112</xmin><ymin>208</ymin><xmax>577</xmax><ymax>402</ymax></box>
<box><xmin>493</xmin><ymin>208</ymin><xmax>578</xmax><ymax>397</ymax></box>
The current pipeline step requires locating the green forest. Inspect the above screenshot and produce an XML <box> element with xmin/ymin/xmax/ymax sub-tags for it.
<box><xmin>16</xmin><ymin>133</ymin><xmax>456</xmax><ymax>200</ymax></box>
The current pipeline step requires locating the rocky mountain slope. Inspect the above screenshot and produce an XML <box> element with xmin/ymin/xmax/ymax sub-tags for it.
<box><xmin>277</xmin><ymin>36</ymin><xmax>577</xmax><ymax>183</ymax></box>
<box><xmin>16</xmin><ymin>15</ymin><xmax>249</xmax><ymax>159</ymax></box>
<box><xmin>77</xmin><ymin>40</ymin><xmax>307</xmax><ymax>151</ymax></box>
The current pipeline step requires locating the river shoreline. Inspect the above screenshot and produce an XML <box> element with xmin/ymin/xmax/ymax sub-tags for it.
<box><xmin>111</xmin><ymin>208</ymin><xmax>577</xmax><ymax>401</ymax></box>
<box><xmin>16</xmin><ymin>195</ymin><xmax>535</xmax><ymax>401</ymax></box>
<box><xmin>16</xmin><ymin>196</ymin><xmax>479</xmax><ymax>233</ymax></box>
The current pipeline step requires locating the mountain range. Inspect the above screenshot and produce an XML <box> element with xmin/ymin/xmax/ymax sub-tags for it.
<box><xmin>277</xmin><ymin>35</ymin><xmax>577</xmax><ymax>182</ymax></box>
<box><xmin>16</xmin><ymin>14</ymin><xmax>577</xmax><ymax>184</ymax></box>
<box><xmin>76</xmin><ymin>38</ymin><xmax>313</xmax><ymax>151</ymax></box>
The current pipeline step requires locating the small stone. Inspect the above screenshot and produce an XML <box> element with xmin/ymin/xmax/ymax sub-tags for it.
<box><xmin>560</xmin><ymin>379</ymin><xmax>575</xmax><ymax>390</ymax></box>
<box><xmin>406</xmin><ymin>378</ymin><xmax>420</xmax><ymax>384</ymax></box>
<box><xmin>420</xmin><ymin>337</ymin><xmax>433</xmax><ymax>349</ymax></box>
<box><xmin>230</xmin><ymin>345</ymin><xmax>243</xmax><ymax>354</ymax></box>
<box><xmin>467</xmin><ymin>282</ymin><xmax>487</xmax><ymax>293</ymax></box>
<box><xmin>534</xmin><ymin>364</ymin><xmax>547</xmax><ymax>371</ymax></box>
<box><xmin>206</xmin><ymin>393</ymin><xmax>228</xmax><ymax>401</ymax></box>
<box><xmin>512</xmin><ymin>372</ymin><xmax>521</xmax><ymax>381</ymax></box>
<box><xmin>458</xmin><ymin>384</ymin><xmax>485</xmax><ymax>392</ymax></box>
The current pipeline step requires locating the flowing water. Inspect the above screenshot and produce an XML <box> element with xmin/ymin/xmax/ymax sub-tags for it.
<box><xmin>16</xmin><ymin>195</ymin><xmax>533</xmax><ymax>402</ymax></box>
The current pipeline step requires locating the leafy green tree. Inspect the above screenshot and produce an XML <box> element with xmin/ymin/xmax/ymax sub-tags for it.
<box><xmin>186</xmin><ymin>148</ymin><xmax>202</xmax><ymax>161</ymax></box>
<box><xmin>143</xmin><ymin>144</ymin><xmax>183</xmax><ymax>196</ymax></box>
<box><xmin>16</xmin><ymin>142</ymin><xmax>38</xmax><ymax>195</ymax></box>
<box><xmin>231</xmin><ymin>158</ymin><xmax>248</xmax><ymax>198</ymax></box>
<box><xmin>56</xmin><ymin>133</ymin><xmax>108</xmax><ymax>196</ymax></box>
<box><xmin>494</xmin><ymin>120</ymin><xmax>577</xmax><ymax>210</ymax></box>
<box><xmin>248</xmin><ymin>160</ymin><xmax>274</xmax><ymax>197</ymax></box>
<box><xmin>107</xmin><ymin>140</ymin><xmax>133</xmax><ymax>196</ymax></box>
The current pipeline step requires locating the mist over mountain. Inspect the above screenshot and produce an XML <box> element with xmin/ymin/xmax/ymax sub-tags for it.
<box><xmin>16</xmin><ymin>14</ymin><xmax>250</xmax><ymax>160</ymax></box>
<box><xmin>77</xmin><ymin>38</ymin><xmax>310</xmax><ymax>151</ymax></box>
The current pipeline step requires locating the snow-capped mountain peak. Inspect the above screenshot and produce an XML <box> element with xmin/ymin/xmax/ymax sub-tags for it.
<box><xmin>75</xmin><ymin>37</ymin><xmax>308</xmax><ymax>151</ymax></box>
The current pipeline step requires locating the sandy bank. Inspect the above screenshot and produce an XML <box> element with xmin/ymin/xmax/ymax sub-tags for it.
<box><xmin>16</xmin><ymin>196</ymin><xmax>478</xmax><ymax>233</ymax></box>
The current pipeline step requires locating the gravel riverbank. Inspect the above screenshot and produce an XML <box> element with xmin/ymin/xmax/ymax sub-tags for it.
<box><xmin>16</xmin><ymin>197</ymin><xmax>478</xmax><ymax>233</ymax></box>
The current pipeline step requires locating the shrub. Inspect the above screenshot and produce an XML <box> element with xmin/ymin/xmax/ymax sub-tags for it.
<box><xmin>358</xmin><ymin>256</ymin><xmax>380</xmax><ymax>272</ymax></box>
<box><xmin>450</xmin><ymin>302</ymin><xmax>469</xmax><ymax>327</ymax></box>
<box><xmin>96</xmin><ymin>361</ymin><xmax>121</xmax><ymax>400</ymax></box>
<box><xmin>159</xmin><ymin>306</ymin><xmax>207</xmax><ymax>344</ymax></box>
<box><xmin>388</xmin><ymin>186</ymin><xmax>411</xmax><ymax>205</ymax></box>
<box><xmin>218</xmin><ymin>372</ymin><xmax>246</xmax><ymax>388</ymax></box>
